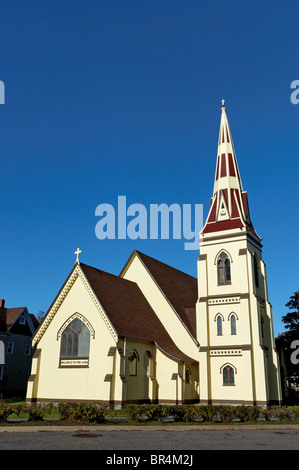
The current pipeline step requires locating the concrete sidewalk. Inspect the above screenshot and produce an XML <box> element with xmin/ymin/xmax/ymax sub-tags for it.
<box><xmin>0</xmin><ymin>423</ymin><xmax>299</xmax><ymax>432</ymax></box>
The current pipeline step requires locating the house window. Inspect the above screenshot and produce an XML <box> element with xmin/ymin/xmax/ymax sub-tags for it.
<box><xmin>60</xmin><ymin>318</ymin><xmax>90</xmax><ymax>358</ymax></box>
<box><xmin>24</xmin><ymin>344</ymin><xmax>31</xmax><ymax>356</ymax></box>
<box><xmin>129</xmin><ymin>350</ymin><xmax>138</xmax><ymax>376</ymax></box>
<box><xmin>223</xmin><ymin>365</ymin><xmax>235</xmax><ymax>385</ymax></box>
<box><xmin>0</xmin><ymin>366</ymin><xmax>3</xmax><ymax>381</ymax></box>
<box><xmin>230</xmin><ymin>314</ymin><xmax>237</xmax><ymax>335</ymax></box>
<box><xmin>7</xmin><ymin>342</ymin><xmax>14</xmax><ymax>355</ymax></box>
<box><xmin>217</xmin><ymin>252</ymin><xmax>231</xmax><ymax>285</ymax></box>
<box><xmin>19</xmin><ymin>317</ymin><xmax>26</xmax><ymax>325</ymax></box>
<box><xmin>217</xmin><ymin>315</ymin><xmax>223</xmax><ymax>335</ymax></box>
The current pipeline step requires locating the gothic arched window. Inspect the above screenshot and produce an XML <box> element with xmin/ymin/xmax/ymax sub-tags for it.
<box><xmin>217</xmin><ymin>252</ymin><xmax>231</xmax><ymax>285</ymax></box>
<box><xmin>60</xmin><ymin>318</ymin><xmax>90</xmax><ymax>358</ymax></box>
<box><xmin>217</xmin><ymin>315</ymin><xmax>223</xmax><ymax>335</ymax></box>
<box><xmin>223</xmin><ymin>365</ymin><xmax>235</xmax><ymax>385</ymax></box>
<box><xmin>230</xmin><ymin>314</ymin><xmax>237</xmax><ymax>335</ymax></box>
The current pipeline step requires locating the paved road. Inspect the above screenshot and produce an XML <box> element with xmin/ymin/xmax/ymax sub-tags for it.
<box><xmin>0</xmin><ymin>425</ymin><xmax>299</xmax><ymax>451</ymax></box>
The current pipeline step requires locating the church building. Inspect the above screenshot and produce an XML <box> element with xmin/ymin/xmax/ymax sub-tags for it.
<box><xmin>26</xmin><ymin>102</ymin><xmax>282</xmax><ymax>406</ymax></box>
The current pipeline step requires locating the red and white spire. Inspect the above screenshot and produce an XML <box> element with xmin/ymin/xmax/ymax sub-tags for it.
<box><xmin>202</xmin><ymin>100</ymin><xmax>260</xmax><ymax>239</ymax></box>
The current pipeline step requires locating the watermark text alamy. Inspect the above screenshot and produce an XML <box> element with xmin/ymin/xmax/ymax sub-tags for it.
<box><xmin>95</xmin><ymin>196</ymin><xmax>203</xmax><ymax>251</ymax></box>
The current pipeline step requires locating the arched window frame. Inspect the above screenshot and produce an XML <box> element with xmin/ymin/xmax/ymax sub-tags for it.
<box><xmin>215</xmin><ymin>251</ymin><xmax>232</xmax><ymax>285</ymax></box>
<box><xmin>221</xmin><ymin>363</ymin><xmax>236</xmax><ymax>386</ymax></box>
<box><xmin>57</xmin><ymin>312</ymin><xmax>95</xmax><ymax>341</ymax></box>
<box><xmin>228</xmin><ymin>312</ymin><xmax>238</xmax><ymax>335</ymax></box>
<box><xmin>58</xmin><ymin>313</ymin><xmax>94</xmax><ymax>368</ymax></box>
<box><xmin>215</xmin><ymin>313</ymin><xmax>224</xmax><ymax>336</ymax></box>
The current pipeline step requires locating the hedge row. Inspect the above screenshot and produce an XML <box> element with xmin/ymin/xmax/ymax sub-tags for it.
<box><xmin>0</xmin><ymin>402</ymin><xmax>109</xmax><ymax>424</ymax></box>
<box><xmin>124</xmin><ymin>404</ymin><xmax>299</xmax><ymax>423</ymax></box>
<box><xmin>1</xmin><ymin>402</ymin><xmax>299</xmax><ymax>424</ymax></box>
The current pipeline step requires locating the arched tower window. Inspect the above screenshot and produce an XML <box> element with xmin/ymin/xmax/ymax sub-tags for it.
<box><xmin>217</xmin><ymin>315</ymin><xmax>223</xmax><ymax>335</ymax></box>
<box><xmin>217</xmin><ymin>252</ymin><xmax>231</xmax><ymax>285</ymax></box>
<box><xmin>230</xmin><ymin>314</ymin><xmax>237</xmax><ymax>335</ymax></box>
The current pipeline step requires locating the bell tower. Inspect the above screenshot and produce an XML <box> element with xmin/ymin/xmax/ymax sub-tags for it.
<box><xmin>196</xmin><ymin>101</ymin><xmax>281</xmax><ymax>405</ymax></box>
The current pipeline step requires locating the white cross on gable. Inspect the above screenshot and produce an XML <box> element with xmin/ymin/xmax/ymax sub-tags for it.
<box><xmin>74</xmin><ymin>248</ymin><xmax>82</xmax><ymax>263</ymax></box>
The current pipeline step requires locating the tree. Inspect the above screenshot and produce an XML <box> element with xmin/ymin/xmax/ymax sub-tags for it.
<box><xmin>277</xmin><ymin>291</ymin><xmax>299</xmax><ymax>403</ymax></box>
<box><xmin>36</xmin><ymin>310</ymin><xmax>46</xmax><ymax>323</ymax></box>
<box><xmin>282</xmin><ymin>291</ymin><xmax>299</xmax><ymax>333</ymax></box>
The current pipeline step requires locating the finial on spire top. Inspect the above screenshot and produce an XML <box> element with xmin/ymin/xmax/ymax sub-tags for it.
<box><xmin>74</xmin><ymin>247</ymin><xmax>82</xmax><ymax>264</ymax></box>
<box><xmin>221</xmin><ymin>99</ymin><xmax>225</xmax><ymax>108</ymax></box>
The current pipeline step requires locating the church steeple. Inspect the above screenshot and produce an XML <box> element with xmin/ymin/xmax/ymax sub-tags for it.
<box><xmin>196</xmin><ymin>101</ymin><xmax>281</xmax><ymax>408</ymax></box>
<box><xmin>202</xmin><ymin>101</ymin><xmax>260</xmax><ymax>240</ymax></box>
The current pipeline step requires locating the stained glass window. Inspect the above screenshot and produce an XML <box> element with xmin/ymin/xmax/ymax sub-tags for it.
<box><xmin>60</xmin><ymin>319</ymin><xmax>90</xmax><ymax>358</ymax></box>
<box><xmin>223</xmin><ymin>365</ymin><xmax>235</xmax><ymax>385</ymax></box>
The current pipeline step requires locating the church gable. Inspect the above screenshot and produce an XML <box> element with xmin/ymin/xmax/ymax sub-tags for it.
<box><xmin>121</xmin><ymin>250</ymin><xmax>197</xmax><ymax>339</ymax></box>
<box><xmin>120</xmin><ymin>251</ymin><xmax>199</xmax><ymax>360</ymax></box>
<box><xmin>33</xmin><ymin>261</ymin><xmax>196</xmax><ymax>364</ymax></box>
<box><xmin>32</xmin><ymin>263</ymin><xmax>118</xmax><ymax>349</ymax></box>
<box><xmin>135</xmin><ymin>251</ymin><xmax>197</xmax><ymax>337</ymax></box>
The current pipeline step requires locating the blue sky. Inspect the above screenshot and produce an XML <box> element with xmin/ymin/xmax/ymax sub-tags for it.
<box><xmin>0</xmin><ymin>0</ymin><xmax>298</xmax><ymax>336</ymax></box>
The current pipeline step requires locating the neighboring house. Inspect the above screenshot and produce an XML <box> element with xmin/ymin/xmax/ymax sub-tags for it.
<box><xmin>26</xmin><ymin>102</ymin><xmax>282</xmax><ymax>407</ymax></box>
<box><xmin>0</xmin><ymin>299</ymin><xmax>39</xmax><ymax>397</ymax></box>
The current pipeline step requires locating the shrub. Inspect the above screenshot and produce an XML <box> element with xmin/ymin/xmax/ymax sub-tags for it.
<box><xmin>25</xmin><ymin>403</ymin><xmax>47</xmax><ymax>421</ymax></box>
<box><xmin>11</xmin><ymin>403</ymin><xmax>26</xmax><ymax>417</ymax></box>
<box><xmin>125</xmin><ymin>404</ymin><xmax>142</xmax><ymax>422</ymax></box>
<box><xmin>58</xmin><ymin>403</ymin><xmax>108</xmax><ymax>423</ymax></box>
<box><xmin>235</xmin><ymin>405</ymin><xmax>261</xmax><ymax>422</ymax></box>
<box><xmin>0</xmin><ymin>402</ymin><xmax>12</xmax><ymax>423</ymax></box>
<box><xmin>260</xmin><ymin>406</ymin><xmax>296</xmax><ymax>422</ymax></box>
<box><xmin>218</xmin><ymin>405</ymin><xmax>236</xmax><ymax>423</ymax></box>
<box><xmin>168</xmin><ymin>405</ymin><xmax>185</xmax><ymax>422</ymax></box>
<box><xmin>141</xmin><ymin>404</ymin><xmax>166</xmax><ymax>422</ymax></box>
<box><xmin>272</xmin><ymin>406</ymin><xmax>293</xmax><ymax>421</ymax></box>
<box><xmin>12</xmin><ymin>403</ymin><xmax>56</xmax><ymax>421</ymax></box>
<box><xmin>288</xmin><ymin>406</ymin><xmax>299</xmax><ymax>420</ymax></box>
<box><xmin>196</xmin><ymin>405</ymin><xmax>218</xmax><ymax>422</ymax></box>
<box><xmin>169</xmin><ymin>405</ymin><xmax>198</xmax><ymax>422</ymax></box>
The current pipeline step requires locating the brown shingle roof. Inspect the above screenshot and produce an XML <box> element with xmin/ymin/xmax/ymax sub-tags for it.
<box><xmin>80</xmin><ymin>263</ymin><xmax>197</xmax><ymax>363</ymax></box>
<box><xmin>133</xmin><ymin>251</ymin><xmax>198</xmax><ymax>339</ymax></box>
<box><xmin>0</xmin><ymin>307</ymin><xmax>26</xmax><ymax>332</ymax></box>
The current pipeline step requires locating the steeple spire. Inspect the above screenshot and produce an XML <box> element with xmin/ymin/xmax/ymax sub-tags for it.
<box><xmin>202</xmin><ymin>101</ymin><xmax>260</xmax><ymax>240</ymax></box>
<box><xmin>213</xmin><ymin>100</ymin><xmax>243</xmax><ymax>193</ymax></box>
